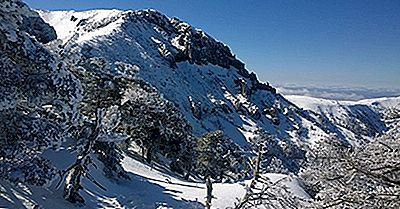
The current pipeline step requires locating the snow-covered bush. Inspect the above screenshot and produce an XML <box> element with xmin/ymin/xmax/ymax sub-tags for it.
<box><xmin>301</xmin><ymin>131</ymin><xmax>400</xmax><ymax>209</ymax></box>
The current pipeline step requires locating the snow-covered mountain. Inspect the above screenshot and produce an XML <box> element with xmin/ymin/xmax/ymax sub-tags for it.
<box><xmin>0</xmin><ymin>3</ymin><xmax>313</xmax><ymax>207</ymax></box>
<box><xmin>286</xmin><ymin>95</ymin><xmax>400</xmax><ymax>119</ymax></box>
<box><xmin>34</xmin><ymin>11</ymin><xmax>315</xmax><ymax>145</ymax></box>
<box><xmin>1</xmin><ymin>1</ymin><xmax>399</xmax><ymax>208</ymax></box>
<box><xmin>286</xmin><ymin>95</ymin><xmax>397</xmax><ymax>144</ymax></box>
<box><xmin>36</xmin><ymin>9</ymin><xmax>331</xmax><ymax>175</ymax></box>
<box><xmin>38</xmin><ymin>9</ymin><xmax>393</xmax><ymax>148</ymax></box>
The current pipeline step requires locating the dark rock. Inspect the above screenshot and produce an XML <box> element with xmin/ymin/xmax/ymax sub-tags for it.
<box><xmin>70</xmin><ymin>15</ymin><xmax>78</xmax><ymax>22</ymax></box>
<box><xmin>165</xmin><ymin>16</ymin><xmax>246</xmax><ymax>72</ymax></box>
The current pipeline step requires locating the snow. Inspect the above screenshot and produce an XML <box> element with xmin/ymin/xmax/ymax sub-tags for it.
<box><xmin>12</xmin><ymin>8</ymin><xmax>394</xmax><ymax>209</ymax></box>
<box><xmin>358</xmin><ymin>96</ymin><xmax>400</xmax><ymax>110</ymax></box>
<box><xmin>1</xmin><ymin>136</ymin><xmax>308</xmax><ymax>209</ymax></box>
<box><xmin>37</xmin><ymin>10</ymin><xmax>125</xmax><ymax>43</ymax></box>
<box><xmin>286</xmin><ymin>95</ymin><xmax>400</xmax><ymax>112</ymax></box>
<box><xmin>286</xmin><ymin>95</ymin><xmax>390</xmax><ymax>145</ymax></box>
<box><xmin>285</xmin><ymin>95</ymin><xmax>354</xmax><ymax>110</ymax></box>
<box><xmin>35</xmin><ymin>9</ymin><xmax>341</xmax><ymax>152</ymax></box>
<box><xmin>0</xmin><ymin>153</ymin><xmax>309</xmax><ymax>209</ymax></box>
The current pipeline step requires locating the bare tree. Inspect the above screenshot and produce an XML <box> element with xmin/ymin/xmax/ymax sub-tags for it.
<box><xmin>232</xmin><ymin>145</ymin><xmax>311</xmax><ymax>209</ymax></box>
<box><xmin>302</xmin><ymin>128</ymin><xmax>400</xmax><ymax>209</ymax></box>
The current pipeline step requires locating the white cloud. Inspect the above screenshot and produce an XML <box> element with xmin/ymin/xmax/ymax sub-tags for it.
<box><xmin>276</xmin><ymin>84</ymin><xmax>400</xmax><ymax>101</ymax></box>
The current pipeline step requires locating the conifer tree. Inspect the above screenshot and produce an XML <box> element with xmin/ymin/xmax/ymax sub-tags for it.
<box><xmin>118</xmin><ymin>82</ymin><xmax>192</xmax><ymax>165</ymax></box>
<box><xmin>0</xmin><ymin>0</ymin><xmax>81</xmax><ymax>186</ymax></box>
<box><xmin>194</xmin><ymin>131</ymin><xmax>249</xmax><ymax>181</ymax></box>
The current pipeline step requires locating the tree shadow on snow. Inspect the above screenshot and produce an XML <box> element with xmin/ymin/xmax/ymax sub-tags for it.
<box><xmin>0</xmin><ymin>172</ymin><xmax>204</xmax><ymax>209</ymax></box>
<box><xmin>80</xmin><ymin>170</ymin><xmax>205</xmax><ymax>209</ymax></box>
<box><xmin>0</xmin><ymin>180</ymin><xmax>36</xmax><ymax>209</ymax></box>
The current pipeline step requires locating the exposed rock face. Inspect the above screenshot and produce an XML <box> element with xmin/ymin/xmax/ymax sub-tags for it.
<box><xmin>135</xmin><ymin>10</ymin><xmax>246</xmax><ymax>72</ymax></box>
<box><xmin>170</xmin><ymin>18</ymin><xmax>245</xmax><ymax>70</ymax></box>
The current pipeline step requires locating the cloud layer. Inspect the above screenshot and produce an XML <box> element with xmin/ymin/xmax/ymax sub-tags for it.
<box><xmin>276</xmin><ymin>85</ymin><xmax>400</xmax><ymax>101</ymax></box>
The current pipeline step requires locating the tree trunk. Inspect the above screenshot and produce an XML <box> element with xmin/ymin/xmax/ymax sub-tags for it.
<box><xmin>63</xmin><ymin>109</ymin><xmax>103</xmax><ymax>203</ymax></box>
<box><xmin>205</xmin><ymin>176</ymin><xmax>213</xmax><ymax>209</ymax></box>
<box><xmin>146</xmin><ymin>146</ymin><xmax>153</xmax><ymax>163</ymax></box>
<box><xmin>141</xmin><ymin>145</ymin><xmax>145</xmax><ymax>162</ymax></box>
<box><xmin>184</xmin><ymin>167</ymin><xmax>192</xmax><ymax>180</ymax></box>
<box><xmin>234</xmin><ymin>145</ymin><xmax>263</xmax><ymax>209</ymax></box>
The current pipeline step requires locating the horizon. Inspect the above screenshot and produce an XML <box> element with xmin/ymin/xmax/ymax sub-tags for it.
<box><xmin>24</xmin><ymin>0</ymin><xmax>400</xmax><ymax>90</ymax></box>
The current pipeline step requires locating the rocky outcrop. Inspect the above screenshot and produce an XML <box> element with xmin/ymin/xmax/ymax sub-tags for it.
<box><xmin>170</xmin><ymin>17</ymin><xmax>245</xmax><ymax>71</ymax></box>
<box><xmin>134</xmin><ymin>10</ymin><xmax>246</xmax><ymax>72</ymax></box>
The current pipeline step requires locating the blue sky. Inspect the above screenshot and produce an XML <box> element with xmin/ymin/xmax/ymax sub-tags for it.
<box><xmin>25</xmin><ymin>0</ymin><xmax>400</xmax><ymax>89</ymax></box>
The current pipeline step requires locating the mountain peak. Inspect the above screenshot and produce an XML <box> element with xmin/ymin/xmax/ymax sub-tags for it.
<box><xmin>38</xmin><ymin>8</ymin><xmax>389</xmax><ymax>149</ymax></box>
<box><xmin>38</xmin><ymin>9</ymin><xmax>246</xmax><ymax>72</ymax></box>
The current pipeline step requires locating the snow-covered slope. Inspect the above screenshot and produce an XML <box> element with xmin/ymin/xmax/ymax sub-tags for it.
<box><xmin>1</xmin><ymin>3</ymin><xmax>397</xmax><ymax>208</ymax></box>
<box><xmin>38</xmin><ymin>9</ymin><xmax>391</xmax><ymax>148</ymax></box>
<box><xmin>38</xmin><ymin>9</ymin><xmax>331</xmax><ymax>149</ymax></box>
<box><xmin>287</xmin><ymin>95</ymin><xmax>400</xmax><ymax>113</ymax></box>
<box><xmin>358</xmin><ymin>96</ymin><xmax>400</xmax><ymax>118</ymax></box>
<box><xmin>286</xmin><ymin>95</ymin><xmax>398</xmax><ymax>144</ymax></box>
<box><xmin>0</xmin><ymin>152</ymin><xmax>309</xmax><ymax>209</ymax></box>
